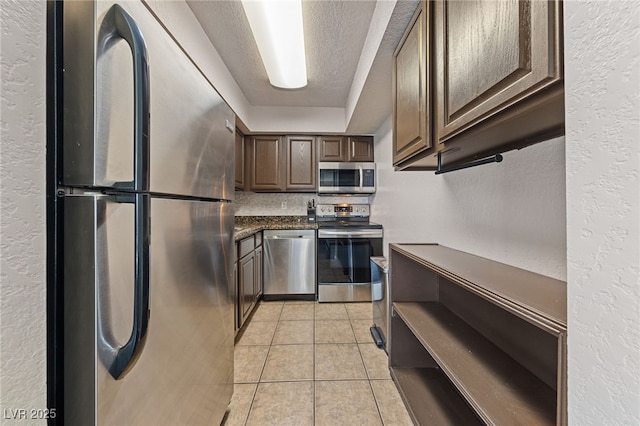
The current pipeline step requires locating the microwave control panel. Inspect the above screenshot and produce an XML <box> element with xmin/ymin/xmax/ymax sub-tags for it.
<box><xmin>362</xmin><ymin>169</ymin><xmax>375</xmax><ymax>187</ymax></box>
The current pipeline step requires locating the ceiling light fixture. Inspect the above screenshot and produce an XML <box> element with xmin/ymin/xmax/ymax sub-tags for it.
<box><xmin>241</xmin><ymin>0</ymin><xmax>307</xmax><ymax>89</ymax></box>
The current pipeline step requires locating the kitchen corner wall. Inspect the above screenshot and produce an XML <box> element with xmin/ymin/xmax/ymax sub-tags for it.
<box><xmin>564</xmin><ymin>1</ymin><xmax>640</xmax><ymax>424</ymax></box>
<box><xmin>234</xmin><ymin>192</ymin><xmax>368</xmax><ymax>216</ymax></box>
<box><xmin>371</xmin><ymin>118</ymin><xmax>567</xmax><ymax>281</ymax></box>
<box><xmin>0</xmin><ymin>0</ymin><xmax>47</xmax><ymax>421</ymax></box>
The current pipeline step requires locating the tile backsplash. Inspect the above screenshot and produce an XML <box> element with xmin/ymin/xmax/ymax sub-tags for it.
<box><xmin>234</xmin><ymin>191</ymin><xmax>369</xmax><ymax>216</ymax></box>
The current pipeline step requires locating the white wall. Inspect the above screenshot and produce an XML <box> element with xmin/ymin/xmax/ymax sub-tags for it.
<box><xmin>564</xmin><ymin>1</ymin><xmax>640</xmax><ymax>424</ymax></box>
<box><xmin>371</xmin><ymin>118</ymin><xmax>567</xmax><ymax>280</ymax></box>
<box><xmin>247</xmin><ymin>106</ymin><xmax>346</xmax><ymax>134</ymax></box>
<box><xmin>0</xmin><ymin>0</ymin><xmax>48</xmax><ymax>423</ymax></box>
<box><xmin>143</xmin><ymin>0</ymin><xmax>350</xmax><ymax>134</ymax></box>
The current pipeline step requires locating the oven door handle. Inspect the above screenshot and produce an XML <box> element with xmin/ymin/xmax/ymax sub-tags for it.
<box><xmin>318</xmin><ymin>229</ymin><xmax>383</xmax><ymax>238</ymax></box>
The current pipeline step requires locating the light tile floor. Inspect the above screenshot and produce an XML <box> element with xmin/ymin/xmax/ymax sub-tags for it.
<box><xmin>222</xmin><ymin>300</ymin><xmax>413</xmax><ymax>426</ymax></box>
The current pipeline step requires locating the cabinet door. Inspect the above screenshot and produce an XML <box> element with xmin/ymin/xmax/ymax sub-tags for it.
<box><xmin>254</xmin><ymin>246</ymin><xmax>263</xmax><ymax>300</ymax></box>
<box><xmin>393</xmin><ymin>2</ymin><xmax>430</xmax><ymax>166</ymax></box>
<box><xmin>348</xmin><ymin>136</ymin><xmax>375</xmax><ymax>162</ymax></box>
<box><xmin>250</xmin><ymin>136</ymin><xmax>284</xmax><ymax>191</ymax></box>
<box><xmin>239</xmin><ymin>253</ymin><xmax>255</xmax><ymax>327</ymax></box>
<box><xmin>318</xmin><ymin>136</ymin><xmax>347</xmax><ymax>162</ymax></box>
<box><xmin>286</xmin><ymin>136</ymin><xmax>316</xmax><ymax>190</ymax></box>
<box><xmin>235</xmin><ymin>130</ymin><xmax>245</xmax><ymax>190</ymax></box>
<box><xmin>233</xmin><ymin>261</ymin><xmax>238</xmax><ymax>333</ymax></box>
<box><xmin>435</xmin><ymin>0</ymin><xmax>562</xmax><ymax>143</ymax></box>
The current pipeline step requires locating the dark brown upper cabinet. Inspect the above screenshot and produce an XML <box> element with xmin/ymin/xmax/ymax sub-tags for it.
<box><xmin>394</xmin><ymin>0</ymin><xmax>564</xmax><ymax>170</ymax></box>
<box><xmin>247</xmin><ymin>135</ymin><xmax>317</xmax><ymax>192</ymax></box>
<box><xmin>392</xmin><ymin>1</ymin><xmax>431</xmax><ymax>166</ymax></box>
<box><xmin>243</xmin><ymin>134</ymin><xmax>372</xmax><ymax>192</ymax></box>
<box><xmin>347</xmin><ymin>136</ymin><xmax>375</xmax><ymax>162</ymax></box>
<box><xmin>249</xmin><ymin>135</ymin><xmax>284</xmax><ymax>191</ymax></box>
<box><xmin>319</xmin><ymin>135</ymin><xmax>374</xmax><ymax>162</ymax></box>
<box><xmin>235</xmin><ymin>129</ymin><xmax>246</xmax><ymax>190</ymax></box>
<box><xmin>437</xmin><ymin>0</ymin><xmax>563</xmax><ymax>141</ymax></box>
<box><xmin>285</xmin><ymin>135</ymin><xmax>316</xmax><ymax>191</ymax></box>
<box><xmin>318</xmin><ymin>136</ymin><xmax>347</xmax><ymax>161</ymax></box>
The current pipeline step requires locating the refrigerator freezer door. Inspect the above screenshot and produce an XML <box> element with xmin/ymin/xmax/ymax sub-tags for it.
<box><xmin>62</xmin><ymin>1</ymin><xmax>235</xmax><ymax>200</ymax></box>
<box><xmin>64</xmin><ymin>195</ymin><xmax>234</xmax><ymax>425</ymax></box>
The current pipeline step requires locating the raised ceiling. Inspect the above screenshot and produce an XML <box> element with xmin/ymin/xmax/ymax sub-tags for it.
<box><xmin>186</xmin><ymin>0</ymin><xmax>419</xmax><ymax>133</ymax></box>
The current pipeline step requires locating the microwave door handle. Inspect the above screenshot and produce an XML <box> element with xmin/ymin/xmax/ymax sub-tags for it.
<box><xmin>359</xmin><ymin>166</ymin><xmax>363</xmax><ymax>191</ymax></box>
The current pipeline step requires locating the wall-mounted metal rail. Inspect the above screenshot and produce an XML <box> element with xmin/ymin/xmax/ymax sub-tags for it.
<box><xmin>435</xmin><ymin>152</ymin><xmax>503</xmax><ymax>175</ymax></box>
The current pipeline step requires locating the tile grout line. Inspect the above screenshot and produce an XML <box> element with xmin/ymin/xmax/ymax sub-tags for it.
<box><xmin>352</xmin><ymin>316</ymin><xmax>383</xmax><ymax>424</ymax></box>
<box><xmin>241</xmin><ymin>384</ymin><xmax>258</xmax><ymax>426</ymax></box>
<box><xmin>242</xmin><ymin>301</ymin><xmax>392</xmax><ymax>426</ymax></box>
<box><xmin>243</xmin><ymin>301</ymin><xmax>284</xmax><ymax>426</ymax></box>
<box><xmin>349</xmin><ymin>307</ymin><xmax>387</xmax><ymax>425</ymax></box>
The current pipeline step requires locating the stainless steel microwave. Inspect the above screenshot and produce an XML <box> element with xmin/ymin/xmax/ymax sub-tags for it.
<box><xmin>317</xmin><ymin>162</ymin><xmax>376</xmax><ymax>194</ymax></box>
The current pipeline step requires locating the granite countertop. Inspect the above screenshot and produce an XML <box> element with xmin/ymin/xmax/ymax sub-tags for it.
<box><xmin>234</xmin><ymin>216</ymin><xmax>318</xmax><ymax>241</ymax></box>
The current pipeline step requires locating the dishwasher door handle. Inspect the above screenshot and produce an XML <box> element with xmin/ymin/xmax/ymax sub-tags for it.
<box><xmin>264</xmin><ymin>233</ymin><xmax>315</xmax><ymax>240</ymax></box>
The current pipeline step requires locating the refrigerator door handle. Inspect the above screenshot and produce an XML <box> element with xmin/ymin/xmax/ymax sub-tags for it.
<box><xmin>107</xmin><ymin>193</ymin><xmax>151</xmax><ymax>379</ymax></box>
<box><xmin>101</xmin><ymin>4</ymin><xmax>150</xmax><ymax>192</ymax></box>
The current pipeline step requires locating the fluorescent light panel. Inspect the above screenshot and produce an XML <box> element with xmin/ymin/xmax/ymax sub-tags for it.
<box><xmin>242</xmin><ymin>0</ymin><xmax>307</xmax><ymax>89</ymax></box>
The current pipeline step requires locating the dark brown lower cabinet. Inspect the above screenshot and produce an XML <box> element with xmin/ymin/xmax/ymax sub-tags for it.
<box><xmin>233</xmin><ymin>261</ymin><xmax>238</xmax><ymax>334</ymax></box>
<box><xmin>237</xmin><ymin>232</ymin><xmax>263</xmax><ymax>330</ymax></box>
<box><xmin>389</xmin><ymin>244</ymin><xmax>567</xmax><ymax>425</ymax></box>
<box><xmin>238</xmin><ymin>249</ymin><xmax>255</xmax><ymax>328</ymax></box>
<box><xmin>254</xmin><ymin>245</ymin><xmax>263</xmax><ymax>301</ymax></box>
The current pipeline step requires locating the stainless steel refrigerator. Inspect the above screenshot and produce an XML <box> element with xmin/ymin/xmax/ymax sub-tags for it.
<box><xmin>57</xmin><ymin>1</ymin><xmax>235</xmax><ymax>424</ymax></box>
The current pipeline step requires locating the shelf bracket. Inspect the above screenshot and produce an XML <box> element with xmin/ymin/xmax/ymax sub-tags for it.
<box><xmin>435</xmin><ymin>152</ymin><xmax>503</xmax><ymax>175</ymax></box>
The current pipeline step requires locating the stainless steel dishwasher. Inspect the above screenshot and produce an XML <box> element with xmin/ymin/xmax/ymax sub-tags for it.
<box><xmin>263</xmin><ymin>229</ymin><xmax>316</xmax><ymax>299</ymax></box>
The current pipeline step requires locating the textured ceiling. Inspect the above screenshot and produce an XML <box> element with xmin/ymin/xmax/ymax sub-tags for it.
<box><xmin>186</xmin><ymin>0</ymin><xmax>419</xmax><ymax>133</ymax></box>
<box><xmin>187</xmin><ymin>0</ymin><xmax>376</xmax><ymax>108</ymax></box>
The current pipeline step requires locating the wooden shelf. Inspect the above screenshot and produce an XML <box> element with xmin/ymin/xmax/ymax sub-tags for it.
<box><xmin>390</xmin><ymin>367</ymin><xmax>482</xmax><ymax>425</ymax></box>
<box><xmin>392</xmin><ymin>244</ymin><xmax>567</xmax><ymax>331</ymax></box>
<box><xmin>394</xmin><ymin>302</ymin><xmax>557</xmax><ymax>425</ymax></box>
<box><xmin>389</xmin><ymin>244</ymin><xmax>567</xmax><ymax>425</ymax></box>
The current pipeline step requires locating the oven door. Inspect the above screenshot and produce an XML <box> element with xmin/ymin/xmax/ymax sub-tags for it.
<box><xmin>317</xmin><ymin>228</ymin><xmax>383</xmax><ymax>302</ymax></box>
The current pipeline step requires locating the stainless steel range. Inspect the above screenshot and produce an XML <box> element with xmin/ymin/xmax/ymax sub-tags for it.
<box><xmin>316</xmin><ymin>203</ymin><xmax>383</xmax><ymax>302</ymax></box>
